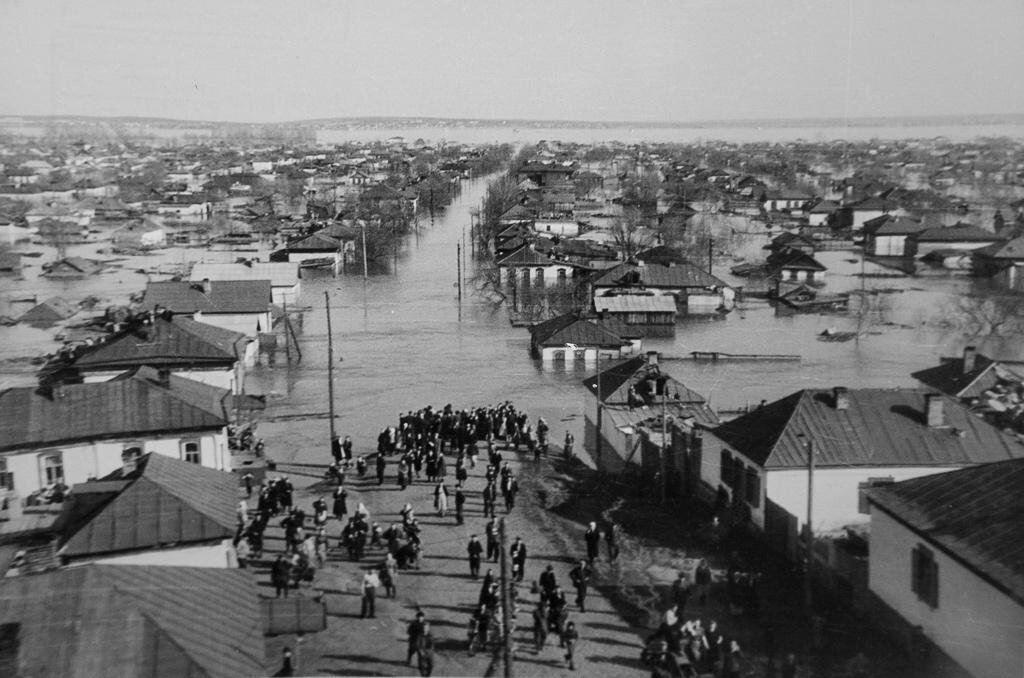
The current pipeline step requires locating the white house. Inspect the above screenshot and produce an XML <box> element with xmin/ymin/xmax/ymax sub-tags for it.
<box><xmin>0</xmin><ymin>367</ymin><xmax>231</xmax><ymax>511</ymax></box>
<box><xmin>528</xmin><ymin>311</ymin><xmax>638</xmax><ymax>363</ymax></box>
<box><xmin>191</xmin><ymin>260</ymin><xmax>301</xmax><ymax>305</ymax></box>
<box><xmin>868</xmin><ymin>459</ymin><xmax>1024</xmax><ymax>678</ymax></box>
<box><xmin>862</xmin><ymin>215</ymin><xmax>924</xmax><ymax>257</ymax></box>
<box><xmin>533</xmin><ymin>219</ymin><xmax>582</xmax><ymax>237</ymax></box>
<box><xmin>143</xmin><ymin>279</ymin><xmax>273</xmax><ymax>337</ymax></box>
<box><xmin>496</xmin><ymin>244</ymin><xmax>584</xmax><ymax>288</ymax></box>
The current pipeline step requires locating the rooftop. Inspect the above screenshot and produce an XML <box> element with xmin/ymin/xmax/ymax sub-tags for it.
<box><xmin>529</xmin><ymin>312</ymin><xmax>629</xmax><ymax>349</ymax></box>
<box><xmin>593</xmin><ymin>262</ymin><xmax>729</xmax><ymax>290</ymax></box>
<box><xmin>144</xmin><ymin>280</ymin><xmax>272</xmax><ymax>315</ymax></box>
<box><xmin>190</xmin><ymin>260</ymin><xmax>299</xmax><ymax>288</ymax></box>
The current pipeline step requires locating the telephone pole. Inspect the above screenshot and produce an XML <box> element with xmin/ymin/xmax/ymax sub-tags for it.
<box><xmin>498</xmin><ymin>517</ymin><xmax>514</xmax><ymax>678</ymax></box>
<box><xmin>661</xmin><ymin>392</ymin><xmax>668</xmax><ymax>505</ymax></box>
<box><xmin>325</xmin><ymin>291</ymin><xmax>337</xmax><ymax>447</ymax></box>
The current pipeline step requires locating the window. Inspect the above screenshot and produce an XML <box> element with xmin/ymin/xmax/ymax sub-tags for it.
<box><xmin>744</xmin><ymin>466</ymin><xmax>761</xmax><ymax>508</ymax></box>
<box><xmin>181</xmin><ymin>441</ymin><xmax>201</xmax><ymax>464</ymax></box>
<box><xmin>858</xmin><ymin>476</ymin><xmax>895</xmax><ymax>514</ymax></box>
<box><xmin>121</xmin><ymin>445</ymin><xmax>143</xmax><ymax>466</ymax></box>
<box><xmin>720</xmin><ymin>450</ymin><xmax>734</xmax><ymax>487</ymax></box>
<box><xmin>41</xmin><ymin>453</ymin><xmax>63</xmax><ymax>486</ymax></box>
<box><xmin>0</xmin><ymin>458</ymin><xmax>13</xmax><ymax>491</ymax></box>
<box><xmin>911</xmin><ymin>544</ymin><xmax>939</xmax><ymax>608</ymax></box>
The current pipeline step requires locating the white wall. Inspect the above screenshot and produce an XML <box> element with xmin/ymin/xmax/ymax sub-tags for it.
<box><xmin>915</xmin><ymin>241</ymin><xmax>997</xmax><ymax>257</ymax></box>
<box><xmin>872</xmin><ymin>235</ymin><xmax>908</xmax><ymax>256</ymax></box>
<box><xmin>272</xmin><ymin>282</ymin><xmax>300</xmax><ymax>305</ymax></box>
<box><xmin>192</xmin><ymin>311</ymin><xmax>272</xmax><ymax>337</ymax></box>
<box><xmin>83</xmin><ymin>367</ymin><xmax>235</xmax><ymax>393</ymax></box>
<box><xmin>870</xmin><ymin>509</ymin><xmax>1024</xmax><ymax>678</ymax></box>
<box><xmin>540</xmin><ymin>346</ymin><xmax>629</xmax><ymax>363</ymax></box>
<box><xmin>1</xmin><ymin>429</ymin><xmax>228</xmax><ymax>500</ymax></box>
<box><xmin>73</xmin><ymin>539</ymin><xmax>237</xmax><ymax>568</ymax></box>
<box><xmin>852</xmin><ymin>209</ymin><xmax>887</xmax><ymax>230</ymax></box>
<box><xmin>768</xmin><ymin>466</ymin><xmax>964</xmax><ymax>534</ymax></box>
<box><xmin>533</xmin><ymin>220</ymin><xmax>580</xmax><ymax>236</ymax></box>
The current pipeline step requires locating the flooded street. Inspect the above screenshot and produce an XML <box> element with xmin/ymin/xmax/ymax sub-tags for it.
<box><xmin>2</xmin><ymin>165</ymin><xmax>1018</xmax><ymax>467</ymax></box>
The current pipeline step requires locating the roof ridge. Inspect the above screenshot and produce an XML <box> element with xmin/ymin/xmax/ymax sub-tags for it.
<box><xmin>763</xmin><ymin>390</ymin><xmax>809</xmax><ymax>467</ymax></box>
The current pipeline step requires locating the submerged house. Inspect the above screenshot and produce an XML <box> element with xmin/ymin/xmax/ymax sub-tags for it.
<box><xmin>862</xmin><ymin>215</ymin><xmax>924</xmax><ymax>257</ymax></box>
<box><xmin>190</xmin><ymin>260</ymin><xmax>301</xmax><ymax>304</ymax></box>
<box><xmin>143</xmin><ymin>279</ymin><xmax>273</xmax><ymax>337</ymax></box>
<box><xmin>971</xmin><ymin>235</ymin><xmax>1024</xmax><ymax>290</ymax></box>
<box><xmin>528</xmin><ymin>311</ymin><xmax>636</xmax><ymax>362</ymax></box>
<box><xmin>18</xmin><ymin>297</ymin><xmax>77</xmax><ymax>327</ymax></box>
<box><xmin>41</xmin><ymin>256</ymin><xmax>103</xmax><ymax>278</ymax></box>
<box><xmin>591</xmin><ymin>261</ymin><xmax>735</xmax><ymax>316</ymax></box>
<box><xmin>910</xmin><ymin>223</ymin><xmax>1002</xmax><ymax>258</ymax></box>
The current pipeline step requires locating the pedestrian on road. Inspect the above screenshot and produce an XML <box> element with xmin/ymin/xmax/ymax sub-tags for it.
<box><xmin>584</xmin><ymin>521</ymin><xmax>601</xmax><ymax>563</ymax></box>
<box><xmin>561</xmin><ymin>620</ymin><xmax>579</xmax><ymax>670</ymax></box>
<box><xmin>332</xmin><ymin>485</ymin><xmax>347</xmax><ymax>521</ymax></box>
<box><xmin>360</xmin><ymin>569</ymin><xmax>379</xmax><ymax>618</ymax></box>
<box><xmin>482</xmin><ymin>482</ymin><xmax>496</xmax><ymax>518</ymax></box>
<box><xmin>510</xmin><ymin>536</ymin><xmax>527</xmax><ymax>583</ymax></box>
<box><xmin>478</xmin><ymin>570</ymin><xmax>495</xmax><ymax>607</ymax></box>
<box><xmin>331</xmin><ymin>435</ymin><xmax>343</xmax><ymax>465</ymax></box>
<box><xmin>671</xmin><ymin>571</ymin><xmax>690</xmax><ymax>614</ymax></box>
<box><xmin>416</xmin><ymin>622</ymin><xmax>435</xmax><ymax>677</ymax></box>
<box><xmin>532</xmin><ymin>599</ymin><xmax>548</xmax><ymax>652</ymax></box>
<box><xmin>467</xmin><ymin>608</ymin><xmax>481</xmax><ymax>655</ymax></box>
<box><xmin>539</xmin><ymin>564</ymin><xmax>558</xmax><ymax>604</ymax></box>
<box><xmin>455</xmin><ymin>485</ymin><xmax>466</xmax><ymax>524</ymax></box>
<box><xmin>485</xmin><ymin>518</ymin><xmax>499</xmax><ymax>562</ymax></box>
<box><xmin>433</xmin><ymin>481</ymin><xmax>448</xmax><ymax>517</ymax></box>
<box><xmin>605</xmin><ymin>521</ymin><xmax>620</xmax><ymax>562</ymax></box>
<box><xmin>569</xmin><ymin>560</ymin><xmax>591</xmax><ymax>612</ymax></box>
<box><xmin>376</xmin><ymin>453</ymin><xmax>386</xmax><ymax>485</ymax></box>
<box><xmin>342</xmin><ymin>435</ymin><xmax>353</xmax><ymax>464</ymax></box>
<box><xmin>467</xmin><ymin>534</ymin><xmax>483</xmax><ymax>578</ymax></box>
<box><xmin>406</xmin><ymin>611</ymin><xmax>426</xmax><ymax>666</ymax></box>
<box><xmin>380</xmin><ymin>556</ymin><xmax>397</xmax><ymax>598</ymax></box>
<box><xmin>503</xmin><ymin>474</ymin><xmax>519</xmax><ymax>512</ymax></box>
<box><xmin>695</xmin><ymin>559</ymin><xmax>712</xmax><ymax>605</ymax></box>
<box><xmin>271</xmin><ymin>555</ymin><xmax>291</xmax><ymax>598</ymax></box>
<box><xmin>563</xmin><ymin>431</ymin><xmax>574</xmax><ymax>459</ymax></box>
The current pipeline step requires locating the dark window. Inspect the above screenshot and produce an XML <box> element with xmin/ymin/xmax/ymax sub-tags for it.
<box><xmin>182</xmin><ymin>441</ymin><xmax>201</xmax><ymax>464</ymax></box>
<box><xmin>745</xmin><ymin>466</ymin><xmax>761</xmax><ymax>508</ymax></box>
<box><xmin>858</xmin><ymin>476</ymin><xmax>895</xmax><ymax>514</ymax></box>
<box><xmin>911</xmin><ymin>544</ymin><xmax>939</xmax><ymax>608</ymax></box>
<box><xmin>0</xmin><ymin>459</ymin><xmax>12</xmax><ymax>491</ymax></box>
<box><xmin>721</xmin><ymin>450</ymin><xmax>734</xmax><ymax>487</ymax></box>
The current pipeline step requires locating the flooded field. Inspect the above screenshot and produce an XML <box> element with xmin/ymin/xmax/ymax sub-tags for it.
<box><xmin>1</xmin><ymin>174</ymin><xmax>1018</xmax><ymax>465</ymax></box>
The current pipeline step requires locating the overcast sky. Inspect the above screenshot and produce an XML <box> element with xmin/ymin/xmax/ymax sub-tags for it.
<box><xmin>3</xmin><ymin>0</ymin><xmax>1023</xmax><ymax>123</ymax></box>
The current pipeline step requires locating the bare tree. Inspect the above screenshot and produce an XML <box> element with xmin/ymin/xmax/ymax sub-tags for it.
<box><xmin>610</xmin><ymin>215</ymin><xmax>659</xmax><ymax>261</ymax></box>
<box><xmin>931</xmin><ymin>293</ymin><xmax>1024</xmax><ymax>339</ymax></box>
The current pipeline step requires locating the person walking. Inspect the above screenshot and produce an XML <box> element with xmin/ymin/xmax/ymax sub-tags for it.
<box><xmin>376</xmin><ymin>453</ymin><xmax>386</xmax><ymax>485</ymax></box>
<box><xmin>485</xmin><ymin>518</ymin><xmax>499</xmax><ymax>562</ymax></box>
<box><xmin>271</xmin><ymin>555</ymin><xmax>291</xmax><ymax>598</ymax></box>
<box><xmin>671</xmin><ymin>571</ymin><xmax>691</xmax><ymax>614</ymax></box>
<box><xmin>532</xmin><ymin>599</ymin><xmax>549</xmax><ymax>652</ymax></box>
<box><xmin>563</xmin><ymin>430</ymin><xmax>574</xmax><ymax>459</ymax></box>
<box><xmin>455</xmin><ymin>485</ymin><xmax>466</xmax><ymax>525</ymax></box>
<box><xmin>467</xmin><ymin>534</ymin><xmax>483</xmax><ymax>578</ymax></box>
<box><xmin>342</xmin><ymin>435</ymin><xmax>353</xmax><ymax>464</ymax></box>
<box><xmin>561</xmin><ymin>620</ymin><xmax>579</xmax><ymax>670</ymax></box>
<box><xmin>569</xmin><ymin>560</ymin><xmax>591</xmax><ymax>612</ymax></box>
<box><xmin>584</xmin><ymin>521</ymin><xmax>601</xmax><ymax>563</ymax></box>
<box><xmin>406</xmin><ymin>611</ymin><xmax>426</xmax><ymax>666</ymax></box>
<box><xmin>433</xmin><ymin>481</ymin><xmax>448</xmax><ymax>518</ymax></box>
<box><xmin>503</xmin><ymin>474</ymin><xmax>519</xmax><ymax>512</ymax></box>
<box><xmin>482</xmin><ymin>481</ymin><xmax>496</xmax><ymax>518</ymax></box>
<box><xmin>605</xmin><ymin>521</ymin><xmax>620</xmax><ymax>562</ymax></box>
<box><xmin>360</xmin><ymin>569</ymin><xmax>379</xmax><ymax>618</ymax></box>
<box><xmin>332</xmin><ymin>485</ymin><xmax>348</xmax><ymax>521</ymax></box>
<box><xmin>695</xmin><ymin>559</ymin><xmax>712</xmax><ymax>605</ymax></box>
<box><xmin>510</xmin><ymin>537</ymin><xmax>527</xmax><ymax>583</ymax></box>
<box><xmin>416</xmin><ymin>622</ymin><xmax>435</xmax><ymax>677</ymax></box>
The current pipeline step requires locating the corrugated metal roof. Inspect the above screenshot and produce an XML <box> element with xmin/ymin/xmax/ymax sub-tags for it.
<box><xmin>582</xmin><ymin>355</ymin><xmax>715</xmax><ymax>425</ymax></box>
<box><xmin>144</xmin><ymin>280</ymin><xmax>272</xmax><ymax>315</ymax></box>
<box><xmin>190</xmin><ymin>261</ymin><xmax>299</xmax><ymax>288</ymax></box>
<box><xmin>593</xmin><ymin>262</ymin><xmax>728</xmax><ymax>290</ymax></box>
<box><xmin>972</xmin><ymin>236</ymin><xmax>1024</xmax><ymax>260</ymax></box>
<box><xmin>496</xmin><ymin>245</ymin><xmax>558</xmax><ymax>267</ymax></box>
<box><xmin>74</xmin><ymin>316</ymin><xmax>246</xmax><ymax>370</ymax></box>
<box><xmin>529</xmin><ymin>312</ymin><xmax>629</xmax><ymax>348</ymax></box>
<box><xmin>915</xmin><ymin>224</ymin><xmax>999</xmax><ymax>242</ymax></box>
<box><xmin>60</xmin><ymin>453</ymin><xmax>237</xmax><ymax>558</ymax></box>
<box><xmin>910</xmin><ymin>354</ymin><xmax>1017</xmax><ymax>399</ymax></box>
<box><xmin>868</xmin><ymin>458</ymin><xmax>1024</xmax><ymax>605</ymax></box>
<box><xmin>0</xmin><ymin>367</ymin><xmax>229</xmax><ymax>452</ymax></box>
<box><xmin>0</xmin><ymin>564</ymin><xmax>265</xmax><ymax>678</ymax></box>
<box><xmin>711</xmin><ymin>388</ymin><xmax>1024</xmax><ymax>470</ymax></box>
<box><xmin>594</xmin><ymin>295</ymin><xmax>678</xmax><ymax>313</ymax></box>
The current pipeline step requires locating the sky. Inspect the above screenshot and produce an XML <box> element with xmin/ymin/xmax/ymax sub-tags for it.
<box><xmin>2</xmin><ymin>0</ymin><xmax>1023</xmax><ymax>124</ymax></box>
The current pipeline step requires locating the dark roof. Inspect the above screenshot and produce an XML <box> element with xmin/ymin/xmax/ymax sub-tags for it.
<box><xmin>863</xmin><ymin>214</ymin><xmax>925</xmax><ymax>236</ymax></box>
<box><xmin>710</xmin><ymin>388</ymin><xmax>1024</xmax><ymax>470</ymax></box>
<box><xmin>766</xmin><ymin>249</ymin><xmax>828</xmax><ymax>272</ymax></box>
<box><xmin>911</xmin><ymin>352</ymin><xmax>1021</xmax><ymax>399</ymax></box>
<box><xmin>582</xmin><ymin>355</ymin><xmax>718</xmax><ymax>426</ymax></box>
<box><xmin>0</xmin><ymin>564</ymin><xmax>265</xmax><ymax>678</ymax></box>
<box><xmin>144</xmin><ymin>280</ymin><xmax>271</xmax><ymax>314</ymax></box>
<box><xmin>592</xmin><ymin>262</ymin><xmax>728</xmax><ymax>289</ymax></box>
<box><xmin>972</xmin><ymin>235</ymin><xmax>1024</xmax><ymax>260</ymax></box>
<box><xmin>58</xmin><ymin>453</ymin><xmax>237</xmax><ymax>558</ymax></box>
<box><xmin>73</xmin><ymin>316</ymin><xmax>247</xmax><ymax>371</ymax></box>
<box><xmin>529</xmin><ymin>312</ymin><xmax>629</xmax><ymax>349</ymax></box>
<box><xmin>284</xmin><ymin>232</ymin><xmax>344</xmax><ymax>252</ymax></box>
<box><xmin>915</xmin><ymin>224</ymin><xmax>1000</xmax><ymax>243</ymax></box>
<box><xmin>868</xmin><ymin>458</ymin><xmax>1024</xmax><ymax>605</ymax></box>
<box><xmin>635</xmin><ymin>245</ymin><xmax>691</xmax><ymax>265</ymax></box>
<box><xmin>19</xmin><ymin>296</ymin><xmax>77</xmax><ymax>324</ymax></box>
<box><xmin>0</xmin><ymin>367</ymin><xmax>229</xmax><ymax>452</ymax></box>
<box><xmin>495</xmin><ymin>245</ymin><xmax>558</xmax><ymax>267</ymax></box>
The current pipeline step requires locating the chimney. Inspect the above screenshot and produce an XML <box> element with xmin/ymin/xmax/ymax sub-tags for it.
<box><xmin>201</xmin><ymin>278</ymin><xmax>212</xmax><ymax>294</ymax></box>
<box><xmin>925</xmin><ymin>393</ymin><xmax>945</xmax><ymax>428</ymax></box>
<box><xmin>962</xmin><ymin>346</ymin><xmax>977</xmax><ymax>374</ymax></box>
<box><xmin>833</xmin><ymin>386</ymin><xmax>849</xmax><ymax>410</ymax></box>
<box><xmin>156</xmin><ymin>368</ymin><xmax>171</xmax><ymax>387</ymax></box>
<box><xmin>646</xmin><ymin>351</ymin><xmax>659</xmax><ymax>366</ymax></box>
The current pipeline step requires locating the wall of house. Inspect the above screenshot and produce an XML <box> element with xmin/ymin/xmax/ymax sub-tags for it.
<box><xmin>501</xmin><ymin>265</ymin><xmax>567</xmax><ymax>287</ymax></box>
<box><xmin>914</xmin><ymin>241</ymin><xmax>997</xmax><ymax>257</ymax></box>
<box><xmin>694</xmin><ymin>432</ymin><xmax>766</xmax><ymax>527</ymax></box>
<box><xmin>808</xmin><ymin>213</ymin><xmax>831</xmax><ymax>227</ymax></box>
<box><xmin>271</xmin><ymin>282</ymin><xmax>300</xmax><ymax>305</ymax></box>
<box><xmin>768</xmin><ymin>466</ymin><xmax>962</xmax><ymax>534</ymax></box>
<box><xmin>192</xmin><ymin>311</ymin><xmax>272</xmax><ymax>337</ymax></box>
<box><xmin>74</xmin><ymin>539</ymin><xmax>237</xmax><ymax>568</ymax></box>
<box><xmin>533</xmin><ymin>220</ymin><xmax>580</xmax><ymax>236</ymax></box>
<box><xmin>287</xmin><ymin>251</ymin><xmax>342</xmax><ymax>272</ymax></box>
<box><xmin>540</xmin><ymin>346</ymin><xmax>629</xmax><ymax>363</ymax></box>
<box><xmin>82</xmin><ymin>367</ymin><xmax>235</xmax><ymax>393</ymax></box>
<box><xmin>2</xmin><ymin>430</ymin><xmax>228</xmax><ymax>500</ymax></box>
<box><xmin>871</xmin><ymin>235</ymin><xmax>909</xmax><ymax>257</ymax></box>
<box><xmin>852</xmin><ymin>209</ymin><xmax>887</xmax><ymax>230</ymax></box>
<box><xmin>869</xmin><ymin>508</ymin><xmax>1024</xmax><ymax>678</ymax></box>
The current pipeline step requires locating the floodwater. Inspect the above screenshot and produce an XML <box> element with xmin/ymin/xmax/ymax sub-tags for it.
<box><xmin>1</xmin><ymin>172</ymin><xmax>1019</xmax><ymax>464</ymax></box>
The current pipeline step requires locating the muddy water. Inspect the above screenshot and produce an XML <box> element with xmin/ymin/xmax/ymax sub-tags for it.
<box><xmin>1</xmin><ymin>175</ymin><xmax>1017</xmax><ymax>465</ymax></box>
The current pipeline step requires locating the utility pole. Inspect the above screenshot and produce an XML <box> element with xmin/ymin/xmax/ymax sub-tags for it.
<box><xmin>456</xmin><ymin>243</ymin><xmax>463</xmax><ymax>313</ymax></box>
<box><xmin>498</xmin><ymin>517</ymin><xmax>514</xmax><ymax>678</ymax></box>
<box><xmin>707</xmin><ymin>238</ymin><xmax>713</xmax><ymax>275</ymax></box>
<box><xmin>283</xmin><ymin>299</ymin><xmax>291</xmax><ymax>362</ymax></box>
<box><xmin>360</xmin><ymin>221</ymin><xmax>368</xmax><ymax>280</ymax></box>
<box><xmin>325</xmin><ymin>291</ymin><xmax>337</xmax><ymax>447</ymax></box>
<box><xmin>595</xmin><ymin>350</ymin><xmax>602</xmax><ymax>471</ymax></box>
<box><xmin>661</xmin><ymin>391</ymin><xmax>668</xmax><ymax>505</ymax></box>
<box><xmin>800</xmin><ymin>435</ymin><xmax>815</xmax><ymax>614</ymax></box>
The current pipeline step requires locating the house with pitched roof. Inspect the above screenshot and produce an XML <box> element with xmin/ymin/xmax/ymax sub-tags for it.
<box><xmin>143</xmin><ymin>279</ymin><xmax>272</xmax><ymax>336</ymax></box>
<box><xmin>909</xmin><ymin>222</ymin><xmax>1002</xmax><ymax>258</ymax></box>
<box><xmin>582</xmin><ymin>352</ymin><xmax>718</xmax><ymax>474</ymax></box>
<box><xmin>191</xmin><ymin>260</ymin><xmax>301</xmax><ymax>304</ymax></box>
<box><xmin>701</xmin><ymin>387</ymin><xmax>1024</xmax><ymax>541</ymax></box>
<box><xmin>496</xmin><ymin>244</ymin><xmax>587</xmax><ymax>288</ymax></box>
<box><xmin>0</xmin><ymin>565</ymin><xmax>267</xmax><ymax>677</ymax></box>
<box><xmin>867</xmin><ymin>459</ymin><xmax>1024</xmax><ymax>678</ymax></box>
<box><xmin>60</xmin><ymin>314</ymin><xmax>254</xmax><ymax>393</ymax></box>
<box><xmin>0</xmin><ymin>367</ymin><xmax>231</xmax><ymax>507</ymax></box>
<box><xmin>971</xmin><ymin>235</ymin><xmax>1024</xmax><ymax>290</ymax></box>
<box><xmin>591</xmin><ymin>261</ymin><xmax>736</xmax><ymax>316</ymax></box>
<box><xmin>528</xmin><ymin>311</ymin><xmax>637</xmax><ymax>363</ymax></box>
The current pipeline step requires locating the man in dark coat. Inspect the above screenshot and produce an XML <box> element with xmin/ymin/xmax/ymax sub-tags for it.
<box><xmin>569</xmin><ymin>560</ymin><xmax>592</xmax><ymax>612</ymax></box>
<box><xmin>406</xmin><ymin>611</ymin><xmax>426</xmax><ymax>666</ymax></box>
<box><xmin>584</xmin><ymin>521</ymin><xmax>601</xmax><ymax>563</ymax></box>
<box><xmin>376</xmin><ymin>453</ymin><xmax>386</xmax><ymax>485</ymax></box>
<box><xmin>467</xmin><ymin>535</ymin><xmax>483</xmax><ymax>578</ymax></box>
<box><xmin>510</xmin><ymin>537</ymin><xmax>527</xmax><ymax>583</ymax></box>
<box><xmin>485</xmin><ymin>518</ymin><xmax>499</xmax><ymax>562</ymax></box>
<box><xmin>455</xmin><ymin>486</ymin><xmax>466</xmax><ymax>525</ymax></box>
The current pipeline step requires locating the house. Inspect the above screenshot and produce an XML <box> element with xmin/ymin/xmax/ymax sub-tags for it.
<box><xmin>191</xmin><ymin>260</ymin><xmax>301</xmax><ymax>304</ymax></box>
<box><xmin>40</xmin><ymin>256</ymin><xmax>104</xmax><ymax>278</ymax></box>
<box><xmin>765</xmin><ymin>232</ymin><xmax>816</xmax><ymax>256</ymax></box>
<box><xmin>495</xmin><ymin>245</ymin><xmax>586</xmax><ymax>288</ymax></box>
<box><xmin>0</xmin><ymin>367</ymin><xmax>231</xmax><ymax>508</ymax></box>
<box><xmin>971</xmin><ymin>235</ymin><xmax>1024</xmax><ymax>290</ymax></box>
<box><xmin>61</xmin><ymin>314</ymin><xmax>254</xmax><ymax>393</ymax></box>
<box><xmin>591</xmin><ymin>261</ymin><xmax>735</xmax><ymax>315</ymax></box>
<box><xmin>867</xmin><ymin>459</ymin><xmax>1024</xmax><ymax>678</ymax></box>
<box><xmin>110</xmin><ymin>217</ymin><xmax>166</xmax><ymax>249</ymax></box>
<box><xmin>862</xmin><ymin>215</ymin><xmax>924</xmax><ymax>257</ymax></box>
<box><xmin>766</xmin><ymin>248</ymin><xmax>828</xmax><ymax>284</ymax></box>
<box><xmin>18</xmin><ymin>296</ymin><xmax>78</xmax><ymax>327</ymax></box>
<box><xmin>582</xmin><ymin>352</ymin><xmax>718</xmax><ymax>475</ymax></box>
<box><xmin>806</xmin><ymin>199</ymin><xmax>839</xmax><ymax>227</ymax></box>
<box><xmin>910</xmin><ymin>223</ymin><xmax>1002</xmax><ymax>258</ymax></box>
<box><xmin>0</xmin><ymin>219</ymin><xmax>36</xmax><ymax>244</ymax></box>
<box><xmin>271</xmin><ymin>231</ymin><xmax>347</xmax><ymax>273</ymax></box>
<box><xmin>762</xmin><ymin>189</ymin><xmax>811</xmax><ymax>213</ymax></box>
<box><xmin>700</xmin><ymin>387</ymin><xmax>1023</xmax><ymax>542</ymax></box>
<box><xmin>52</xmin><ymin>452</ymin><xmax>240</xmax><ymax>567</ymax></box>
<box><xmin>517</xmin><ymin>161</ymin><xmax>578</xmax><ymax>187</ymax></box>
<box><xmin>528</xmin><ymin>311</ymin><xmax>636</xmax><ymax>363</ymax></box>
<box><xmin>0</xmin><ymin>565</ymin><xmax>267</xmax><ymax>677</ymax></box>
<box><xmin>143</xmin><ymin>279</ymin><xmax>273</xmax><ymax>336</ymax></box>
<box><xmin>775</xmin><ymin>282</ymin><xmax>849</xmax><ymax>312</ymax></box>
<box><xmin>533</xmin><ymin>219</ymin><xmax>581</xmax><ymax>237</ymax></box>
<box><xmin>154</xmin><ymin>193</ymin><xmax>211</xmax><ymax>218</ymax></box>
<box><xmin>592</xmin><ymin>294</ymin><xmax>678</xmax><ymax>336</ymax></box>
<box><xmin>839</xmin><ymin>196</ymin><xmax>896</xmax><ymax>231</ymax></box>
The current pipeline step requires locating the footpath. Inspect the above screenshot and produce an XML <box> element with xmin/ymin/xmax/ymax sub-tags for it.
<box><xmin>253</xmin><ymin>443</ymin><xmax>648</xmax><ymax>677</ymax></box>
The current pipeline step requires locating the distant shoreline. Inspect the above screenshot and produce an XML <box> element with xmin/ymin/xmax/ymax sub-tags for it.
<box><xmin>2</xmin><ymin>112</ymin><xmax>1023</xmax><ymax>130</ymax></box>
